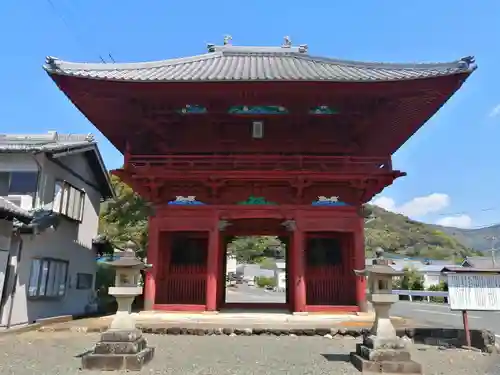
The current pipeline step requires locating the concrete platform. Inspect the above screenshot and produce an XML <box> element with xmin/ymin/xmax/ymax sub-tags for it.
<box><xmin>35</xmin><ymin>311</ymin><xmax>410</xmax><ymax>334</ymax></box>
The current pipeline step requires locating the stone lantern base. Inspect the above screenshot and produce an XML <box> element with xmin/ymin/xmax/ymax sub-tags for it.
<box><xmin>81</xmin><ymin>329</ymin><xmax>155</xmax><ymax>371</ymax></box>
<box><xmin>350</xmin><ymin>335</ymin><xmax>422</xmax><ymax>374</ymax></box>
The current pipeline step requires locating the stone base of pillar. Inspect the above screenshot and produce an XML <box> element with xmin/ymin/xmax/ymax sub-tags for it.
<box><xmin>350</xmin><ymin>336</ymin><xmax>422</xmax><ymax>374</ymax></box>
<box><xmin>81</xmin><ymin>329</ymin><xmax>155</xmax><ymax>371</ymax></box>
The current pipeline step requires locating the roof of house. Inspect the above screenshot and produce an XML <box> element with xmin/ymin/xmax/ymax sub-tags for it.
<box><xmin>43</xmin><ymin>43</ymin><xmax>477</xmax><ymax>83</ymax></box>
<box><xmin>0</xmin><ymin>197</ymin><xmax>33</xmax><ymax>223</ymax></box>
<box><xmin>462</xmin><ymin>256</ymin><xmax>500</xmax><ymax>269</ymax></box>
<box><xmin>0</xmin><ymin>131</ymin><xmax>113</xmax><ymax>199</ymax></box>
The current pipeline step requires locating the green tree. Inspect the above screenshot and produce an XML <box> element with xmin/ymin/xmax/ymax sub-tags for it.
<box><xmin>228</xmin><ymin>236</ymin><xmax>282</xmax><ymax>263</ymax></box>
<box><xmin>99</xmin><ymin>175</ymin><xmax>150</xmax><ymax>259</ymax></box>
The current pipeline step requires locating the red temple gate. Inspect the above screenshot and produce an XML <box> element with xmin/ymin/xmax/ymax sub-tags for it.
<box><xmin>44</xmin><ymin>39</ymin><xmax>476</xmax><ymax>313</ymax></box>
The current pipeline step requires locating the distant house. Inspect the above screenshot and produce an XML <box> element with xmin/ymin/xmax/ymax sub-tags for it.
<box><xmin>226</xmin><ymin>254</ymin><xmax>237</xmax><ymax>275</ymax></box>
<box><xmin>0</xmin><ymin>131</ymin><xmax>113</xmax><ymax>328</ymax></box>
<box><xmin>236</xmin><ymin>264</ymin><xmax>274</xmax><ymax>281</ymax></box>
<box><xmin>273</xmin><ymin>261</ymin><xmax>286</xmax><ymax>292</ymax></box>
<box><xmin>462</xmin><ymin>256</ymin><xmax>500</xmax><ymax>269</ymax></box>
<box><xmin>365</xmin><ymin>257</ymin><xmax>456</xmax><ymax>288</ymax></box>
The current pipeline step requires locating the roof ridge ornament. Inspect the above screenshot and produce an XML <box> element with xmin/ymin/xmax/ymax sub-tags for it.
<box><xmin>223</xmin><ymin>35</ymin><xmax>232</xmax><ymax>46</ymax></box>
<box><xmin>298</xmin><ymin>44</ymin><xmax>308</xmax><ymax>54</ymax></box>
<box><xmin>45</xmin><ymin>56</ymin><xmax>60</xmax><ymax>69</ymax></box>
<box><xmin>458</xmin><ymin>55</ymin><xmax>476</xmax><ymax>70</ymax></box>
<box><xmin>282</xmin><ymin>36</ymin><xmax>292</xmax><ymax>48</ymax></box>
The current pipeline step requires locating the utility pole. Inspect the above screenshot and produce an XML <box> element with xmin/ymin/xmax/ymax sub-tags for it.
<box><xmin>486</xmin><ymin>236</ymin><xmax>497</xmax><ymax>266</ymax></box>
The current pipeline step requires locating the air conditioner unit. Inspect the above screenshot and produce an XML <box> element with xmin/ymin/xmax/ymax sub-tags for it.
<box><xmin>4</xmin><ymin>195</ymin><xmax>34</xmax><ymax>211</ymax></box>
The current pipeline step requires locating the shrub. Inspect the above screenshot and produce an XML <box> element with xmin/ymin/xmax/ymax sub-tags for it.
<box><xmin>255</xmin><ymin>276</ymin><xmax>276</xmax><ymax>288</ymax></box>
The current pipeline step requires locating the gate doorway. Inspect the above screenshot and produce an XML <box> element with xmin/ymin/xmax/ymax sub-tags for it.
<box><xmin>217</xmin><ymin>219</ymin><xmax>291</xmax><ymax>311</ymax></box>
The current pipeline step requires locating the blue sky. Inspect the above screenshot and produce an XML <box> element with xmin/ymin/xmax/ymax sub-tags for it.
<box><xmin>1</xmin><ymin>0</ymin><xmax>499</xmax><ymax>228</ymax></box>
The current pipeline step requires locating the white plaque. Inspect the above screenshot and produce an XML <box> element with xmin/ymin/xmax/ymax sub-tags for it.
<box><xmin>447</xmin><ymin>273</ymin><xmax>500</xmax><ymax>311</ymax></box>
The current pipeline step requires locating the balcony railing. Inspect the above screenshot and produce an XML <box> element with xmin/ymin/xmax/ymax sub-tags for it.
<box><xmin>127</xmin><ymin>154</ymin><xmax>392</xmax><ymax>173</ymax></box>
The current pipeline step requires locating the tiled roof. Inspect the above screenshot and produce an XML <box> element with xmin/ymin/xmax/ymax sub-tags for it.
<box><xmin>44</xmin><ymin>44</ymin><xmax>477</xmax><ymax>83</ymax></box>
<box><xmin>462</xmin><ymin>256</ymin><xmax>500</xmax><ymax>270</ymax></box>
<box><xmin>0</xmin><ymin>197</ymin><xmax>32</xmax><ymax>223</ymax></box>
<box><xmin>0</xmin><ymin>131</ymin><xmax>114</xmax><ymax>199</ymax></box>
<box><xmin>0</xmin><ymin>131</ymin><xmax>95</xmax><ymax>153</ymax></box>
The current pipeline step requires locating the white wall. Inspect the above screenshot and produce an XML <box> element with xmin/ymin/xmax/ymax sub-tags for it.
<box><xmin>274</xmin><ymin>269</ymin><xmax>286</xmax><ymax>291</ymax></box>
<box><xmin>423</xmin><ymin>272</ymin><xmax>447</xmax><ymax>289</ymax></box>
<box><xmin>226</xmin><ymin>256</ymin><xmax>237</xmax><ymax>274</ymax></box>
<box><xmin>2</xmin><ymin>229</ymin><xmax>97</xmax><ymax>327</ymax></box>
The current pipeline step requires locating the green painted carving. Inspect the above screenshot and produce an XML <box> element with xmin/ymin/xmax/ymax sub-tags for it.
<box><xmin>237</xmin><ymin>196</ymin><xmax>276</xmax><ymax>205</ymax></box>
<box><xmin>177</xmin><ymin>104</ymin><xmax>207</xmax><ymax>114</ymax></box>
<box><xmin>309</xmin><ymin>106</ymin><xmax>339</xmax><ymax>115</ymax></box>
<box><xmin>228</xmin><ymin>105</ymin><xmax>288</xmax><ymax>115</ymax></box>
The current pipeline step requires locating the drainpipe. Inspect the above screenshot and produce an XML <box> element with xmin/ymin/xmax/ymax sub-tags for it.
<box><xmin>6</xmin><ymin>236</ymin><xmax>22</xmax><ymax>329</ymax></box>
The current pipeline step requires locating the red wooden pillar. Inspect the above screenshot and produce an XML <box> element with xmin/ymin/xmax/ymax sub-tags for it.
<box><xmin>354</xmin><ymin>215</ymin><xmax>367</xmax><ymax>312</ymax></box>
<box><xmin>205</xmin><ymin>228</ymin><xmax>220</xmax><ymax>311</ymax></box>
<box><xmin>291</xmin><ymin>227</ymin><xmax>306</xmax><ymax>313</ymax></box>
<box><xmin>144</xmin><ymin>216</ymin><xmax>159</xmax><ymax>310</ymax></box>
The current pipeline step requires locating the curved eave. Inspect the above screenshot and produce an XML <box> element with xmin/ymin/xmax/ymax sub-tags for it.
<box><xmin>43</xmin><ymin>53</ymin><xmax>477</xmax><ymax>84</ymax></box>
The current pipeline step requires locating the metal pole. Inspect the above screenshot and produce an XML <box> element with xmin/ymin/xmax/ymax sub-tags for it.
<box><xmin>462</xmin><ymin>310</ymin><xmax>471</xmax><ymax>348</ymax></box>
<box><xmin>486</xmin><ymin>236</ymin><xmax>497</xmax><ymax>266</ymax></box>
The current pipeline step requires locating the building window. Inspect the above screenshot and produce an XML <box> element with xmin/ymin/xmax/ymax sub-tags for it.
<box><xmin>53</xmin><ymin>180</ymin><xmax>85</xmax><ymax>221</ymax></box>
<box><xmin>28</xmin><ymin>258</ymin><xmax>68</xmax><ymax>298</ymax></box>
<box><xmin>0</xmin><ymin>171</ymin><xmax>39</xmax><ymax>200</ymax></box>
<box><xmin>76</xmin><ymin>273</ymin><xmax>93</xmax><ymax>290</ymax></box>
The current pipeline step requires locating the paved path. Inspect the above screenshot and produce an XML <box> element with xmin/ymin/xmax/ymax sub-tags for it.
<box><xmin>391</xmin><ymin>301</ymin><xmax>500</xmax><ymax>337</ymax></box>
<box><xmin>0</xmin><ymin>331</ymin><xmax>497</xmax><ymax>375</ymax></box>
<box><xmin>225</xmin><ymin>284</ymin><xmax>286</xmax><ymax>304</ymax></box>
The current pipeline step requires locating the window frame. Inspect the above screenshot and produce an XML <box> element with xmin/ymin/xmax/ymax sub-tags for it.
<box><xmin>27</xmin><ymin>257</ymin><xmax>69</xmax><ymax>300</ymax></box>
<box><xmin>0</xmin><ymin>171</ymin><xmax>39</xmax><ymax>208</ymax></box>
<box><xmin>53</xmin><ymin>180</ymin><xmax>85</xmax><ymax>222</ymax></box>
<box><xmin>76</xmin><ymin>273</ymin><xmax>93</xmax><ymax>290</ymax></box>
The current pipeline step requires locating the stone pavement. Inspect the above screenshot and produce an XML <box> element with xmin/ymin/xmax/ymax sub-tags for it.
<box><xmin>0</xmin><ymin>331</ymin><xmax>497</xmax><ymax>375</ymax></box>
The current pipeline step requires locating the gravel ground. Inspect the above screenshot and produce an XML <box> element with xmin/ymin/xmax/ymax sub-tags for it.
<box><xmin>0</xmin><ymin>331</ymin><xmax>498</xmax><ymax>375</ymax></box>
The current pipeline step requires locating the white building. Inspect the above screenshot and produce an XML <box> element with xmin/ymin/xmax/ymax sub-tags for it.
<box><xmin>274</xmin><ymin>261</ymin><xmax>286</xmax><ymax>292</ymax></box>
<box><xmin>226</xmin><ymin>254</ymin><xmax>237</xmax><ymax>275</ymax></box>
<box><xmin>0</xmin><ymin>132</ymin><xmax>113</xmax><ymax>328</ymax></box>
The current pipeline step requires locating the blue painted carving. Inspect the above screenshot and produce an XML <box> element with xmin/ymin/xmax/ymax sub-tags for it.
<box><xmin>309</xmin><ymin>106</ymin><xmax>339</xmax><ymax>115</ymax></box>
<box><xmin>168</xmin><ymin>196</ymin><xmax>205</xmax><ymax>205</ymax></box>
<box><xmin>228</xmin><ymin>105</ymin><xmax>288</xmax><ymax>115</ymax></box>
<box><xmin>177</xmin><ymin>104</ymin><xmax>207</xmax><ymax>114</ymax></box>
<box><xmin>312</xmin><ymin>196</ymin><xmax>348</xmax><ymax>206</ymax></box>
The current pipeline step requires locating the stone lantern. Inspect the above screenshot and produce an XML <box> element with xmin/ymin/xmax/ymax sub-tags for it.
<box><xmin>81</xmin><ymin>241</ymin><xmax>155</xmax><ymax>371</ymax></box>
<box><xmin>350</xmin><ymin>250</ymin><xmax>422</xmax><ymax>374</ymax></box>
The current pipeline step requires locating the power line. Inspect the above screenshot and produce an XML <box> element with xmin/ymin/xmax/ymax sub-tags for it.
<box><xmin>45</xmin><ymin>0</ymin><xmax>107</xmax><ymax>63</ymax></box>
<box><xmin>436</xmin><ymin>206</ymin><xmax>500</xmax><ymax>217</ymax></box>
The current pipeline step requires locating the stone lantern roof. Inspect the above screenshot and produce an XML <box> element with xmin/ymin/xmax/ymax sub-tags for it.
<box><xmin>104</xmin><ymin>241</ymin><xmax>146</xmax><ymax>269</ymax></box>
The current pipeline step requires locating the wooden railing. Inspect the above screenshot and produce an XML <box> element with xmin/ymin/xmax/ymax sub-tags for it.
<box><xmin>127</xmin><ymin>154</ymin><xmax>392</xmax><ymax>173</ymax></box>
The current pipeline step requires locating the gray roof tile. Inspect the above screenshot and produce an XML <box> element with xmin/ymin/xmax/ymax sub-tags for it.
<box><xmin>0</xmin><ymin>197</ymin><xmax>32</xmax><ymax>223</ymax></box>
<box><xmin>44</xmin><ymin>44</ymin><xmax>477</xmax><ymax>83</ymax></box>
<box><xmin>463</xmin><ymin>256</ymin><xmax>500</xmax><ymax>269</ymax></box>
<box><xmin>0</xmin><ymin>131</ymin><xmax>95</xmax><ymax>152</ymax></box>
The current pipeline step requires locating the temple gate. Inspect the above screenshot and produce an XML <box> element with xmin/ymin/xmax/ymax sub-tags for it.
<box><xmin>44</xmin><ymin>39</ymin><xmax>476</xmax><ymax>313</ymax></box>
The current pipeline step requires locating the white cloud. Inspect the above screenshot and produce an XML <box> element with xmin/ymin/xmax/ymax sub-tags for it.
<box><xmin>371</xmin><ymin>193</ymin><xmax>474</xmax><ymax>228</ymax></box>
<box><xmin>371</xmin><ymin>193</ymin><xmax>450</xmax><ymax>218</ymax></box>
<box><xmin>436</xmin><ymin>215</ymin><xmax>473</xmax><ymax>229</ymax></box>
<box><xmin>489</xmin><ymin>104</ymin><xmax>500</xmax><ymax>118</ymax></box>
<box><xmin>371</xmin><ymin>196</ymin><xmax>397</xmax><ymax>212</ymax></box>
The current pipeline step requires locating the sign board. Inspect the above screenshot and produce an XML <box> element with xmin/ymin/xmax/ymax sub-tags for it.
<box><xmin>447</xmin><ymin>273</ymin><xmax>500</xmax><ymax>311</ymax></box>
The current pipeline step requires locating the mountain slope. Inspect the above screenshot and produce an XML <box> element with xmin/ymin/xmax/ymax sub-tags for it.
<box><xmin>437</xmin><ymin>224</ymin><xmax>500</xmax><ymax>252</ymax></box>
<box><xmin>365</xmin><ymin>205</ymin><xmax>480</xmax><ymax>260</ymax></box>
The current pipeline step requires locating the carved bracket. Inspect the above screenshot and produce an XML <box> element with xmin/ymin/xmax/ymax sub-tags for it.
<box><xmin>218</xmin><ymin>220</ymin><xmax>232</xmax><ymax>231</ymax></box>
<box><xmin>281</xmin><ymin>220</ymin><xmax>297</xmax><ymax>231</ymax></box>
